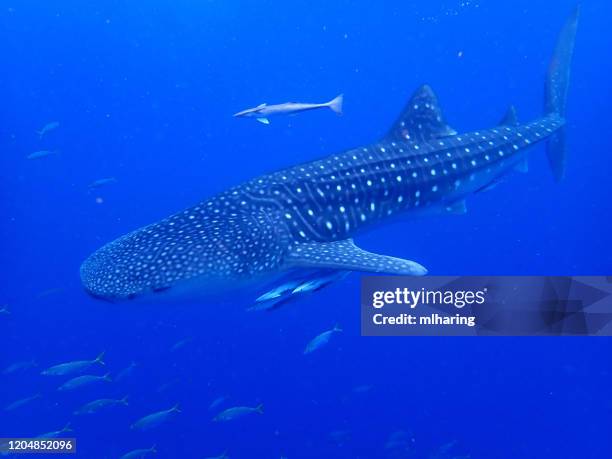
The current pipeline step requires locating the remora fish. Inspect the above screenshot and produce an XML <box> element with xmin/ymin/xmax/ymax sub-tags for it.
<box><xmin>27</xmin><ymin>150</ymin><xmax>58</xmax><ymax>160</ymax></box>
<box><xmin>131</xmin><ymin>404</ymin><xmax>180</xmax><ymax>431</ymax></box>
<box><xmin>304</xmin><ymin>324</ymin><xmax>342</xmax><ymax>354</ymax></box>
<box><xmin>4</xmin><ymin>393</ymin><xmax>42</xmax><ymax>412</ymax></box>
<box><xmin>213</xmin><ymin>404</ymin><xmax>263</xmax><ymax>422</ymax></box>
<box><xmin>119</xmin><ymin>445</ymin><xmax>156</xmax><ymax>459</ymax></box>
<box><xmin>41</xmin><ymin>352</ymin><xmax>105</xmax><ymax>376</ymax></box>
<box><xmin>36</xmin><ymin>121</ymin><xmax>59</xmax><ymax>138</ymax></box>
<box><xmin>80</xmin><ymin>9</ymin><xmax>579</xmax><ymax>308</ymax></box>
<box><xmin>57</xmin><ymin>372</ymin><xmax>112</xmax><ymax>391</ymax></box>
<box><xmin>75</xmin><ymin>396</ymin><xmax>128</xmax><ymax>415</ymax></box>
<box><xmin>233</xmin><ymin>94</ymin><xmax>343</xmax><ymax>124</ymax></box>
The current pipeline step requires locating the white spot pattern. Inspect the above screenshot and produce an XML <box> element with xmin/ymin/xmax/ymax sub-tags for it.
<box><xmin>81</xmin><ymin>113</ymin><xmax>564</xmax><ymax>299</ymax></box>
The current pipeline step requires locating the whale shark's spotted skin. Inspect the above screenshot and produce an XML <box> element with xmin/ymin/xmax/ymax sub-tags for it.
<box><xmin>81</xmin><ymin>8</ymin><xmax>578</xmax><ymax>303</ymax></box>
<box><xmin>80</xmin><ymin>109</ymin><xmax>562</xmax><ymax>301</ymax></box>
<box><xmin>250</xmin><ymin>114</ymin><xmax>564</xmax><ymax>244</ymax></box>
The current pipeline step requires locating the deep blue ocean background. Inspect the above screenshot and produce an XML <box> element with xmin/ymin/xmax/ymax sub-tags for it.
<box><xmin>1</xmin><ymin>1</ymin><xmax>611</xmax><ymax>458</ymax></box>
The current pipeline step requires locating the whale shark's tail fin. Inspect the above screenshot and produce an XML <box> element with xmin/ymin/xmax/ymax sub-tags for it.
<box><xmin>545</xmin><ymin>6</ymin><xmax>580</xmax><ymax>182</ymax></box>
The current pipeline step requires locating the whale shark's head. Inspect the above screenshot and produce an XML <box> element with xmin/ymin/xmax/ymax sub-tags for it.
<box><xmin>80</xmin><ymin>201</ymin><xmax>290</xmax><ymax>302</ymax></box>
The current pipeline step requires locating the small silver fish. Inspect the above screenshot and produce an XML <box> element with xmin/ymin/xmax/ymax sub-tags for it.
<box><xmin>0</xmin><ymin>305</ymin><xmax>9</xmax><ymax>315</ymax></box>
<box><xmin>213</xmin><ymin>404</ymin><xmax>263</xmax><ymax>422</ymax></box>
<box><xmin>35</xmin><ymin>422</ymin><xmax>72</xmax><ymax>439</ymax></box>
<box><xmin>41</xmin><ymin>352</ymin><xmax>105</xmax><ymax>376</ymax></box>
<box><xmin>57</xmin><ymin>372</ymin><xmax>111</xmax><ymax>391</ymax></box>
<box><xmin>119</xmin><ymin>445</ymin><xmax>156</xmax><ymax>459</ymax></box>
<box><xmin>4</xmin><ymin>393</ymin><xmax>41</xmax><ymax>411</ymax></box>
<box><xmin>156</xmin><ymin>378</ymin><xmax>180</xmax><ymax>393</ymax></box>
<box><xmin>2</xmin><ymin>359</ymin><xmax>37</xmax><ymax>375</ymax></box>
<box><xmin>352</xmin><ymin>384</ymin><xmax>373</xmax><ymax>394</ymax></box>
<box><xmin>170</xmin><ymin>337</ymin><xmax>192</xmax><ymax>352</ymax></box>
<box><xmin>36</xmin><ymin>121</ymin><xmax>59</xmax><ymax>138</ymax></box>
<box><xmin>88</xmin><ymin>177</ymin><xmax>117</xmax><ymax>189</ymax></box>
<box><xmin>131</xmin><ymin>404</ymin><xmax>180</xmax><ymax>431</ymax></box>
<box><xmin>435</xmin><ymin>440</ymin><xmax>458</xmax><ymax>455</ymax></box>
<box><xmin>384</xmin><ymin>429</ymin><xmax>415</xmax><ymax>451</ymax></box>
<box><xmin>27</xmin><ymin>150</ymin><xmax>58</xmax><ymax>160</ymax></box>
<box><xmin>208</xmin><ymin>395</ymin><xmax>228</xmax><ymax>412</ymax></box>
<box><xmin>304</xmin><ymin>324</ymin><xmax>342</xmax><ymax>354</ymax></box>
<box><xmin>203</xmin><ymin>452</ymin><xmax>229</xmax><ymax>459</ymax></box>
<box><xmin>36</xmin><ymin>287</ymin><xmax>64</xmax><ymax>298</ymax></box>
<box><xmin>233</xmin><ymin>94</ymin><xmax>343</xmax><ymax>124</ymax></box>
<box><xmin>115</xmin><ymin>361</ymin><xmax>137</xmax><ymax>382</ymax></box>
<box><xmin>74</xmin><ymin>396</ymin><xmax>128</xmax><ymax>415</ymax></box>
<box><xmin>329</xmin><ymin>429</ymin><xmax>351</xmax><ymax>446</ymax></box>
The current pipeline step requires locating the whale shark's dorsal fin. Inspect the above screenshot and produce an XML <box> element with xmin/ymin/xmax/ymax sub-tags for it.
<box><xmin>499</xmin><ymin>105</ymin><xmax>518</xmax><ymax>126</ymax></box>
<box><xmin>386</xmin><ymin>84</ymin><xmax>456</xmax><ymax>143</ymax></box>
<box><xmin>286</xmin><ymin>239</ymin><xmax>427</xmax><ymax>276</ymax></box>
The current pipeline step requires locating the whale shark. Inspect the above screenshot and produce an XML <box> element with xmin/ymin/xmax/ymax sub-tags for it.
<box><xmin>81</xmin><ymin>8</ymin><xmax>579</xmax><ymax>307</ymax></box>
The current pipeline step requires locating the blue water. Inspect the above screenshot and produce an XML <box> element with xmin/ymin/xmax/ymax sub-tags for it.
<box><xmin>1</xmin><ymin>1</ymin><xmax>611</xmax><ymax>458</ymax></box>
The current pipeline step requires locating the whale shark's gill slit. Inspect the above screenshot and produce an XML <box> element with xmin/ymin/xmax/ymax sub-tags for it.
<box><xmin>242</xmin><ymin>190</ymin><xmax>278</xmax><ymax>205</ymax></box>
<box><xmin>278</xmin><ymin>182</ymin><xmax>306</xmax><ymax>204</ymax></box>
<box><xmin>301</xmin><ymin>182</ymin><xmax>325</xmax><ymax>213</ymax></box>
<box><xmin>272</xmin><ymin>181</ymin><xmax>327</xmax><ymax>241</ymax></box>
<box><xmin>289</xmin><ymin>206</ymin><xmax>327</xmax><ymax>241</ymax></box>
<box><xmin>152</xmin><ymin>285</ymin><xmax>172</xmax><ymax>293</ymax></box>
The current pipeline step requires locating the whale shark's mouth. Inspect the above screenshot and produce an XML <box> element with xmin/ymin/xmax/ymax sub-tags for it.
<box><xmin>80</xmin><ymin>251</ymin><xmax>141</xmax><ymax>301</ymax></box>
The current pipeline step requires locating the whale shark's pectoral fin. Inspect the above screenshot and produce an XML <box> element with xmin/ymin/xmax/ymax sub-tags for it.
<box><xmin>287</xmin><ymin>239</ymin><xmax>427</xmax><ymax>276</ymax></box>
<box><xmin>256</xmin><ymin>117</ymin><xmax>270</xmax><ymax>125</ymax></box>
